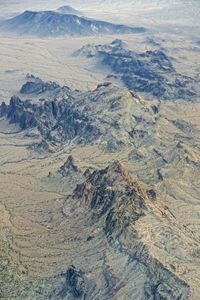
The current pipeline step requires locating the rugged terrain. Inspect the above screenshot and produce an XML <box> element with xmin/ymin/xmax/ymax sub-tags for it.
<box><xmin>0</xmin><ymin>77</ymin><xmax>200</xmax><ymax>299</ymax></box>
<box><xmin>0</xmin><ymin>1</ymin><xmax>200</xmax><ymax>299</ymax></box>
<box><xmin>75</xmin><ymin>39</ymin><xmax>200</xmax><ymax>100</ymax></box>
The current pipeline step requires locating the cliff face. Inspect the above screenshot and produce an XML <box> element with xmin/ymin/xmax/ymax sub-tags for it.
<box><xmin>0</xmin><ymin>90</ymin><xmax>94</xmax><ymax>146</ymax></box>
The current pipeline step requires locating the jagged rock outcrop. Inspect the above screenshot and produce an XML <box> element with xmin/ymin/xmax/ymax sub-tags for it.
<box><xmin>74</xmin><ymin>160</ymin><xmax>145</xmax><ymax>205</ymax></box>
<box><xmin>4</xmin><ymin>96</ymin><xmax>38</xmax><ymax>129</ymax></box>
<box><xmin>0</xmin><ymin>77</ymin><xmax>155</xmax><ymax>152</ymax></box>
<box><xmin>1</xmin><ymin>85</ymin><xmax>199</xmax><ymax>298</ymax></box>
<box><xmin>0</xmin><ymin>94</ymin><xmax>64</xmax><ymax>132</ymax></box>
<box><xmin>83</xmin><ymin>168</ymin><xmax>91</xmax><ymax>178</ymax></box>
<box><xmin>66</xmin><ymin>266</ymin><xmax>87</xmax><ymax>298</ymax></box>
<box><xmin>58</xmin><ymin>265</ymin><xmax>88</xmax><ymax>298</ymax></box>
<box><xmin>70</xmin><ymin>161</ymin><xmax>190</xmax><ymax>299</ymax></box>
<box><xmin>59</xmin><ymin>155</ymin><xmax>80</xmax><ymax>176</ymax></box>
<box><xmin>73</xmin><ymin>161</ymin><xmax>136</xmax><ymax>217</ymax></box>
<box><xmin>75</xmin><ymin>40</ymin><xmax>199</xmax><ymax>100</ymax></box>
<box><xmin>0</xmin><ymin>80</ymin><xmax>93</xmax><ymax>145</ymax></box>
<box><xmin>20</xmin><ymin>77</ymin><xmax>60</xmax><ymax>95</ymax></box>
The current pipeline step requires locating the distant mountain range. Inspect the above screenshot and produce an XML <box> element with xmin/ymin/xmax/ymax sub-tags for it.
<box><xmin>0</xmin><ymin>10</ymin><xmax>145</xmax><ymax>37</ymax></box>
<box><xmin>56</xmin><ymin>5</ymin><xmax>83</xmax><ymax>16</ymax></box>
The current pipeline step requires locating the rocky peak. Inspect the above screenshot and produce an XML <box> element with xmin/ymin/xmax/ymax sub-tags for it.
<box><xmin>72</xmin><ymin>161</ymin><xmax>148</xmax><ymax>222</ymax></box>
<box><xmin>20</xmin><ymin>77</ymin><xmax>60</xmax><ymax>95</ymax></box>
<box><xmin>0</xmin><ymin>101</ymin><xmax>7</xmax><ymax>117</ymax></box>
<box><xmin>61</xmin><ymin>159</ymin><xmax>191</xmax><ymax>300</ymax></box>
<box><xmin>10</xmin><ymin>95</ymin><xmax>23</xmax><ymax>106</ymax></box>
<box><xmin>59</xmin><ymin>155</ymin><xmax>80</xmax><ymax>176</ymax></box>
<box><xmin>103</xmin><ymin>160</ymin><xmax>133</xmax><ymax>186</ymax></box>
<box><xmin>105</xmin><ymin>160</ymin><xmax>128</xmax><ymax>174</ymax></box>
<box><xmin>83</xmin><ymin>168</ymin><xmax>91</xmax><ymax>178</ymax></box>
<box><xmin>83</xmin><ymin>160</ymin><xmax>134</xmax><ymax>191</ymax></box>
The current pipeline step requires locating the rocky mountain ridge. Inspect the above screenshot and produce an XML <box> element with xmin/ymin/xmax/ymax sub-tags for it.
<box><xmin>61</xmin><ymin>159</ymin><xmax>192</xmax><ymax>299</ymax></box>
<box><xmin>0</xmin><ymin>75</ymin><xmax>199</xmax><ymax>189</ymax></box>
<box><xmin>75</xmin><ymin>39</ymin><xmax>199</xmax><ymax>100</ymax></box>
<box><xmin>0</xmin><ymin>73</ymin><xmax>200</xmax><ymax>298</ymax></box>
<box><xmin>0</xmin><ymin>77</ymin><xmax>156</xmax><ymax>152</ymax></box>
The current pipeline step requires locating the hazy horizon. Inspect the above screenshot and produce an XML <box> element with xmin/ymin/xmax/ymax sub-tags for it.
<box><xmin>1</xmin><ymin>0</ymin><xmax>199</xmax><ymax>31</ymax></box>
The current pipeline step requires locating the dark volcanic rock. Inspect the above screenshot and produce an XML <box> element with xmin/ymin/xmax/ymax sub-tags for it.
<box><xmin>0</xmin><ymin>78</ymin><xmax>98</xmax><ymax>146</ymax></box>
<box><xmin>75</xmin><ymin>40</ymin><xmax>199</xmax><ymax>100</ymax></box>
<box><xmin>1</xmin><ymin>76</ymin><xmax>152</xmax><ymax>152</ymax></box>
<box><xmin>57</xmin><ymin>265</ymin><xmax>88</xmax><ymax>298</ymax></box>
<box><xmin>59</xmin><ymin>155</ymin><xmax>80</xmax><ymax>176</ymax></box>
<box><xmin>67</xmin><ymin>266</ymin><xmax>86</xmax><ymax>297</ymax></box>
<box><xmin>0</xmin><ymin>101</ymin><xmax>7</xmax><ymax>117</ymax></box>
<box><xmin>151</xmin><ymin>104</ymin><xmax>159</xmax><ymax>114</ymax></box>
<box><xmin>83</xmin><ymin>168</ymin><xmax>91</xmax><ymax>178</ymax></box>
<box><xmin>20</xmin><ymin>78</ymin><xmax>60</xmax><ymax>95</ymax></box>
<box><xmin>6</xmin><ymin>96</ymin><xmax>37</xmax><ymax>129</ymax></box>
